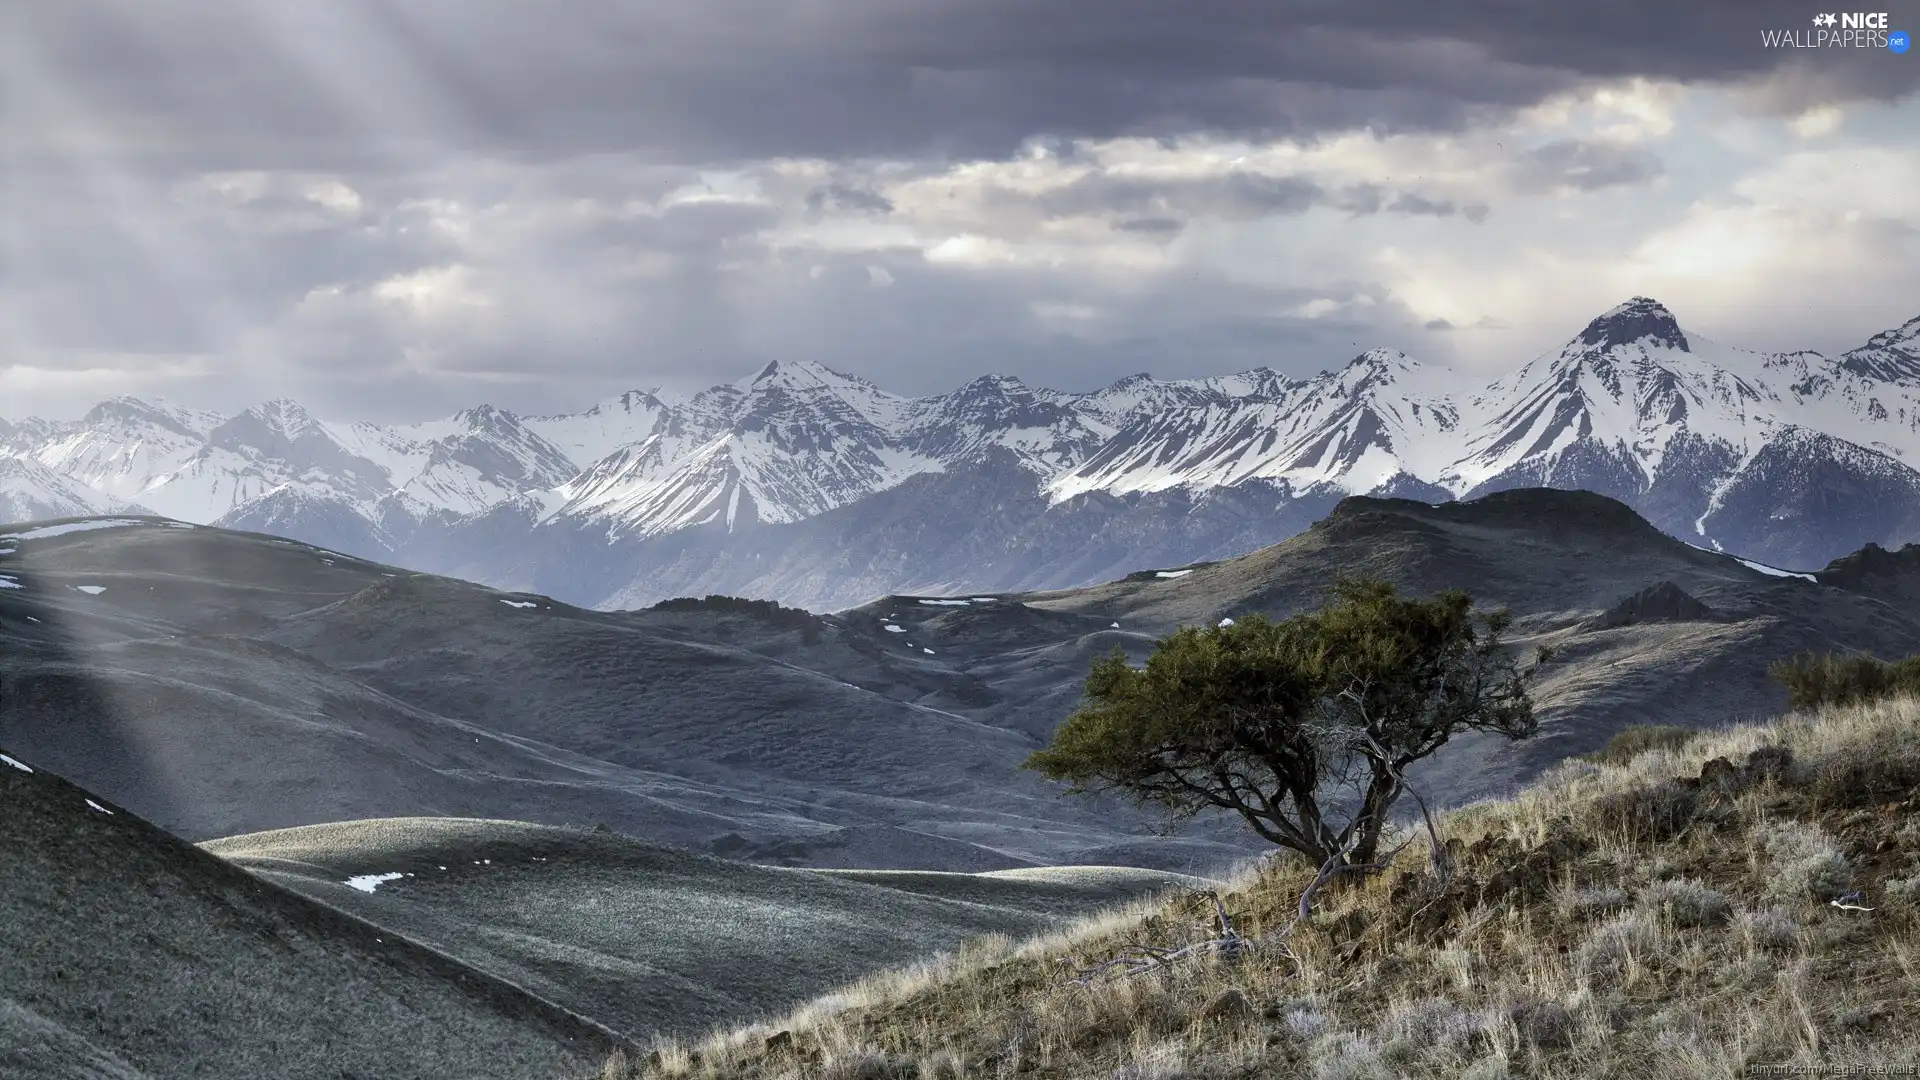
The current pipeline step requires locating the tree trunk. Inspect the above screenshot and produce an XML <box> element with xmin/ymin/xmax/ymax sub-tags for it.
<box><xmin>1347</xmin><ymin>772</ymin><xmax>1401</xmax><ymax>865</ymax></box>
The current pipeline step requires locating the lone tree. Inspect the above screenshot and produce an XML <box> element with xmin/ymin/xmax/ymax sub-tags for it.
<box><xmin>1025</xmin><ymin>579</ymin><xmax>1551</xmax><ymax>866</ymax></box>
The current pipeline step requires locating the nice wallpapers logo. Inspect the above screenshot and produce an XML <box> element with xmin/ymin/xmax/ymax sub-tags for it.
<box><xmin>1761</xmin><ymin>11</ymin><xmax>1910</xmax><ymax>49</ymax></box>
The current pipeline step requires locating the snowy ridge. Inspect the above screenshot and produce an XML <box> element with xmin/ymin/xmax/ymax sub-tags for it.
<box><xmin>4</xmin><ymin>298</ymin><xmax>1920</xmax><ymax>572</ymax></box>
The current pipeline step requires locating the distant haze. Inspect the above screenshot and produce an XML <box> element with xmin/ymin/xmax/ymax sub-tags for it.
<box><xmin>4</xmin><ymin>1</ymin><xmax>1917</xmax><ymax>422</ymax></box>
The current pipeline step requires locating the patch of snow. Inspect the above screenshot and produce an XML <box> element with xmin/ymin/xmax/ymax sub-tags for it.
<box><xmin>1218</xmin><ymin>617</ymin><xmax>1237</xmax><ymax>628</ymax></box>
<box><xmin>499</xmin><ymin>599</ymin><xmax>538</xmax><ymax>609</ymax></box>
<box><xmin>923</xmin><ymin>647</ymin><xmax>935</xmax><ymax>654</ymax></box>
<box><xmin>918</xmin><ymin>599</ymin><xmax>971</xmax><ymax>606</ymax></box>
<box><xmin>969</xmin><ymin>597</ymin><xmax>997</xmax><ymax>602</ymax></box>
<box><xmin>85</xmin><ymin>799</ymin><xmax>113</xmax><ymax>815</ymax></box>
<box><xmin>0</xmin><ymin>576</ymin><xmax>21</xmax><ymax>590</ymax></box>
<box><xmin>1111</xmin><ymin>622</ymin><xmax>1121</xmax><ymax>628</ymax></box>
<box><xmin>73</xmin><ymin>585</ymin><xmax>106</xmax><ymax>595</ymax></box>
<box><xmin>884</xmin><ymin>624</ymin><xmax>906</xmax><ymax>633</ymax></box>
<box><xmin>0</xmin><ymin>546</ymin><xmax>15</xmax><ymax>555</ymax></box>
<box><xmin>1156</xmin><ymin>569</ymin><xmax>1193</xmax><ymax>579</ymax></box>
<box><xmin>1</xmin><ymin>754</ymin><xmax>32</xmax><ymax>773</ymax></box>
<box><xmin>0</xmin><ymin>519</ymin><xmax>146</xmax><ymax>542</ymax></box>
<box><xmin>1736</xmin><ymin>557</ymin><xmax>1818</xmax><ymax>582</ymax></box>
<box><xmin>344</xmin><ymin>872</ymin><xmax>406</xmax><ymax>893</ymax></box>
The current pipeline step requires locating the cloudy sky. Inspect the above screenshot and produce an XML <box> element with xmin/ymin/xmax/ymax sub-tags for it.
<box><xmin>4</xmin><ymin>1</ymin><xmax>1918</xmax><ymax>422</ymax></box>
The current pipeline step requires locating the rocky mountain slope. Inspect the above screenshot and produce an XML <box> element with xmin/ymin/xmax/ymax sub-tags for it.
<box><xmin>5</xmin><ymin>300</ymin><xmax>1920</xmax><ymax>611</ymax></box>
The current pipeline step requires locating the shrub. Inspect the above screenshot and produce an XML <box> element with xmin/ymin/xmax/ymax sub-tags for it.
<box><xmin>1591</xmin><ymin>778</ymin><xmax>1699</xmax><ymax>842</ymax></box>
<box><xmin>1283</xmin><ymin>1003</ymin><xmax>1332</xmax><ymax>1039</ymax></box>
<box><xmin>648</xmin><ymin>594</ymin><xmax>820</xmax><ymax>633</ymax></box>
<box><xmin>1310</xmin><ymin>1033</ymin><xmax>1393</xmax><ymax>1080</ymax></box>
<box><xmin>1640</xmin><ymin>878</ymin><xmax>1733</xmax><ymax>927</ymax></box>
<box><xmin>1770</xmin><ymin>651</ymin><xmax>1920</xmax><ymax>710</ymax></box>
<box><xmin>1575</xmin><ymin>912</ymin><xmax>1663</xmax><ymax>982</ymax></box>
<box><xmin>1758</xmin><ymin>818</ymin><xmax>1850</xmax><ymax>895</ymax></box>
<box><xmin>1582</xmin><ymin>724</ymin><xmax>1699</xmax><ymax>766</ymax></box>
<box><xmin>1883</xmin><ymin>874</ymin><xmax>1920</xmax><ymax>908</ymax></box>
<box><xmin>821</xmin><ymin>1048</ymin><xmax>911</xmax><ymax>1080</ymax></box>
<box><xmin>1759</xmin><ymin>821</ymin><xmax>1855</xmax><ymax>903</ymax></box>
<box><xmin>1736</xmin><ymin>908</ymin><xmax>1802</xmax><ymax>952</ymax></box>
<box><xmin>1561</xmin><ymin>885</ymin><xmax>1631</xmax><ymax>919</ymax></box>
<box><xmin>1378</xmin><ymin>996</ymin><xmax>1484</xmax><ymax>1053</ymax></box>
<box><xmin>1509</xmin><ymin>999</ymin><xmax>1576</xmax><ymax>1049</ymax></box>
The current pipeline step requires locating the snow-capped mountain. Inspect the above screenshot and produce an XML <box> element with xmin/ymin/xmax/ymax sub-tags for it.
<box><xmin>1047</xmin><ymin>348</ymin><xmax>1460</xmax><ymax>504</ymax></box>
<box><xmin>0</xmin><ymin>457</ymin><xmax>148</xmax><ymax>524</ymax></box>
<box><xmin>5</xmin><ymin>297</ymin><xmax>1920</xmax><ymax>610</ymax></box>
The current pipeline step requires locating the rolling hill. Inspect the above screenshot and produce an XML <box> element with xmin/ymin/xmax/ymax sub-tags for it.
<box><xmin>0</xmin><ymin>750</ymin><xmax>621</xmax><ymax>1080</ymax></box>
<box><xmin>204</xmin><ymin>817</ymin><xmax>1210</xmax><ymax>1041</ymax></box>
<box><xmin>7</xmin><ymin>489</ymin><xmax>1920</xmax><ymax>882</ymax></box>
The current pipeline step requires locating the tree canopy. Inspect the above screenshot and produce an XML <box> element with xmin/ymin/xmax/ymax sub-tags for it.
<box><xmin>1024</xmin><ymin>579</ymin><xmax>1550</xmax><ymax>865</ymax></box>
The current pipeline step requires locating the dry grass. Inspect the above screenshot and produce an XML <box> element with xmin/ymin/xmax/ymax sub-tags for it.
<box><xmin>600</xmin><ymin>697</ymin><xmax>1920</xmax><ymax>1079</ymax></box>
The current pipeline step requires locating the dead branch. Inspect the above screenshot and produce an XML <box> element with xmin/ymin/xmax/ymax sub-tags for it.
<box><xmin>1056</xmin><ymin>830</ymin><xmax>1414</xmax><ymax>987</ymax></box>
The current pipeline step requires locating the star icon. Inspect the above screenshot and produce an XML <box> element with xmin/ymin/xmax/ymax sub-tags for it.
<box><xmin>1823</xmin><ymin>13</ymin><xmax>1839</xmax><ymax>26</ymax></box>
<box><xmin>1813</xmin><ymin>13</ymin><xmax>1825</xmax><ymax>25</ymax></box>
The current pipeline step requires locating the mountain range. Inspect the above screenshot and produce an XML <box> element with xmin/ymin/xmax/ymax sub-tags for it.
<box><xmin>6</xmin><ymin>297</ymin><xmax>1920</xmax><ymax>611</ymax></box>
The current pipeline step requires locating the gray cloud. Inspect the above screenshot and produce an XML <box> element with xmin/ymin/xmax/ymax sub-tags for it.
<box><xmin>1111</xmin><ymin>217</ymin><xmax>1186</xmax><ymax>235</ymax></box>
<box><xmin>3</xmin><ymin>0</ymin><xmax>1915</xmax><ymax>424</ymax></box>
<box><xmin>1035</xmin><ymin>171</ymin><xmax>1323</xmax><ymax>221</ymax></box>
<box><xmin>805</xmin><ymin>183</ymin><xmax>896</xmax><ymax>216</ymax></box>
<box><xmin>1027</xmin><ymin>172</ymin><xmax>1484</xmax><ymax>227</ymax></box>
<box><xmin>1514</xmin><ymin>139</ymin><xmax>1665</xmax><ymax>192</ymax></box>
<box><xmin>11</xmin><ymin>0</ymin><xmax>1911</xmax><ymax>174</ymax></box>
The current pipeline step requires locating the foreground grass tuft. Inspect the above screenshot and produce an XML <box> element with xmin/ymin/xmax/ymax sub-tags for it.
<box><xmin>602</xmin><ymin>698</ymin><xmax>1920</xmax><ymax>1079</ymax></box>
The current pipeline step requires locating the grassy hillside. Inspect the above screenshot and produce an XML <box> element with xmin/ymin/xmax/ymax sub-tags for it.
<box><xmin>0</xmin><ymin>749</ymin><xmax>621</xmax><ymax>1080</ymax></box>
<box><xmin>205</xmin><ymin>818</ymin><xmax>1210</xmax><ymax>1041</ymax></box>
<box><xmin>605</xmin><ymin>697</ymin><xmax>1920</xmax><ymax>1079</ymax></box>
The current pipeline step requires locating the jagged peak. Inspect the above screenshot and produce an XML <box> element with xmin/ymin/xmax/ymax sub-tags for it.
<box><xmin>450</xmin><ymin>403</ymin><xmax>523</xmax><ymax>429</ymax></box>
<box><xmin>614</xmin><ymin>388</ymin><xmax>670</xmax><ymax>409</ymax></box>
<box><xmin>1322</xmin><ymin>347</ymin><xmax>1426</xmax><ymax>391</ymax></box>
<box><xmin>216</xmin><ymin>398</ymin><xmax>327</xmax><ymax>440</ymax></box>
<box><xmin>80</xmin><ymin>395</ymin><xmax>197</xmax><ymax>429</ymax></box>
<box><xmin>1863</xmin><ymin>314</ymin><xmax>1920</xmax><ymax>352</ymax></box>
<box><xmin>1576</xmin><ymin>296</ymin><xmax>1688</xmax><ymax>353</ymax></box>
<box><xmin>1347</xmin><ymin>347</ymin><xmax>1418</xmax><ymax>370</ymax></box>
<box><xmin>956</xmin><ymin>373</ymin><xmax>1032</xmax><ymax>393</ymax></box>
<box><xmin>1838</xmin><ymin>313</ymin><xmax>1920</xmax><ymax>382</ymax></box>
<box><xmin>739</xmin><ymin>358</ymin><xmax>872</xmax><ymax>393</ymax></box>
